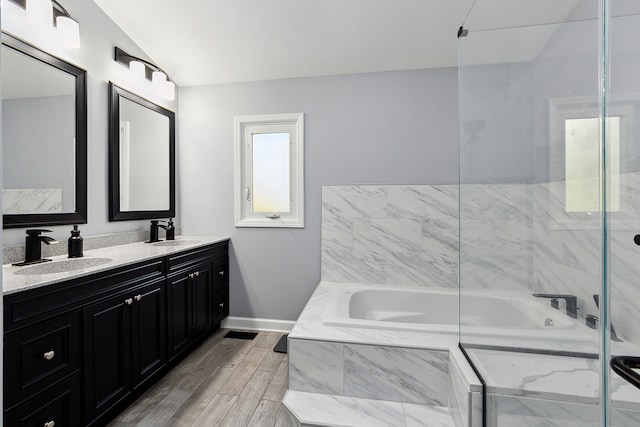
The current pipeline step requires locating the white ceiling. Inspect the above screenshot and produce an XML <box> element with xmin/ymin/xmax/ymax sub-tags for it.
<box><xmin>93</xmin><ymin>0</ymin><xmax>476</xmax><ymax>87</ymax></box>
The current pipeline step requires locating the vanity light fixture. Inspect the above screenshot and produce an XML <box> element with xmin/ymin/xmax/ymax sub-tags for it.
<box><xmin>115</xmin><ymin>47</ymin><xmax>176</xmax><ymax>100</ymax></box>
<box><xmin>11</xmin><ymin>0</ymin><xmax>80</xmax><ymax>48</ymax></box>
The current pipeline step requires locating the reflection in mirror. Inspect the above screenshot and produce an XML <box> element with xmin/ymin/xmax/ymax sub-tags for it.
<box><xmin>109</xmin><ymin>83</ymin><xmax>175</xmax><ymax>221</ymax></box>
<box><xmin>1</xmin><ymin>32</ymin><xmax>87</xmax><ymax>228</ymax></box>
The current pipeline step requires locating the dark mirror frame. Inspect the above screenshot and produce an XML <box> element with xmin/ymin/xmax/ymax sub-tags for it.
<box><xmin>2</xmin><ymin>32</ymin><xmax>88</xmax><ymax>229</ymax></box>
<box><xmin>108</xmin><ymin>82</ymin><xmax>176</xmax><ymax>221</ymax></box>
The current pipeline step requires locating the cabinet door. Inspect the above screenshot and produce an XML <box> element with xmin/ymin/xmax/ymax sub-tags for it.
<box><xmin>192</xmin><ymin>262</ymin><xmax>213</xmax><ymax>338</ymax></box>
<box><xmin>167</xmin><ymin>271</ymin><xmax>191</xmax><ymax>361</ymax></box>
<box><xmin>131</xmin><ymin>279</ymin><xmax>167</xmax><ymax>388</ymax></box>
<box><xmin>83</xmin><ymin>292</ymin><xmax>132</xmax><ymax>422</ymax></box>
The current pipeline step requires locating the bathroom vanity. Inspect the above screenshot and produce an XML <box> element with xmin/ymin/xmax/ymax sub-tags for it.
<box><xmin>2</xmin><ymin>237</ymin><xmax>229</xmax><ymax>426</ymax></box>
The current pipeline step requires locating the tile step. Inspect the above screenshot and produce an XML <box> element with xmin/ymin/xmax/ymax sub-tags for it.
<box><xmin>282</xmin><ymin>390</ymin><xmax>456</xmax><ymax>427</ymax></box>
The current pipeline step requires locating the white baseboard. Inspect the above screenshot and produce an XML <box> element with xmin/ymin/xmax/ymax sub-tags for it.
<box><xmin>221</xmin><ymin>316</ymin><xmax>295</xmax><ymax>333</ymax></box>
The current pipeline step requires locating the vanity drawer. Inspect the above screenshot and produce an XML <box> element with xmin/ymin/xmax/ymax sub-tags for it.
<box><xmin>212</xmin><ymin>256</ymin><xmax>229</xmax><ymax>291</ymax></box>
<box><xmin>167</xmin><ymin>242</ymin><xmax>227</xmax><ymax>272</ymax></box>
<box><xmin>5</xmin><ymin>312</ymin><xmax>81</xmax><ymax>409</ymax></box>
<box><xmin>5</xmin><ymin>373</ymin><xmax>82</xmax><ymax>427</ymax></box>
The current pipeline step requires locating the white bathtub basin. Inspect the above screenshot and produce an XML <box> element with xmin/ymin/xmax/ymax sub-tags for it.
<box><xmin>324</xmin><ymin>285</ymin><xmax>593</xmax><ymax>343</ymax></box>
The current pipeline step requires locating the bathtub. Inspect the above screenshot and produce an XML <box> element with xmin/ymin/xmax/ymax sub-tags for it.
<box><xmin>324</xmin><ymin>285</ymin><xmax>595</xmax><ymax>342</ymax></box>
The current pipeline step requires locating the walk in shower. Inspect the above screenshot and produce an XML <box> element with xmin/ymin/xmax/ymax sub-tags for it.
<box><xmin>458</xmin><ymin>0</ymin><xmax>640</xmax><ymax>425</ymax></box>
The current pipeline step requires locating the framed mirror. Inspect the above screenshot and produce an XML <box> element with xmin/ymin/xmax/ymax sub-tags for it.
<box><xmin>108</xmin><ymin>83</ymin><xmax>175</xmax><ymax>221</ymax></box>
<box><xmin>2</xmin><ymin>32</ymin><xmax>87</xmax><ymax>228</ymax></box>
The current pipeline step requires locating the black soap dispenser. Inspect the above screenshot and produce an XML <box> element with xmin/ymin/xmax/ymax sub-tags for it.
<box><xmin>68</xmin><ymin>225</ymin><xmax>84</xmax><ymax>258</ymax></box>
<box><xmin>165</xmin><ymin>218</ymin><xmax>175</xmax><ymax>240</ymax></box>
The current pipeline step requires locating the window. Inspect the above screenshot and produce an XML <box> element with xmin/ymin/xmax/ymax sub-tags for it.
<box><xmin>564</xmin><ymin>116</ymin><xmax>620</xmax><ymax>212</ymax></box>
<box><xmin>548</xmin><ymin>95</ymin><xmax>634</xmax><ymax>228</ymax></box>
<box><xmin>234</xmin><ymin>113</ymin><xmax>304</xmax><ymax>227</ymax></box>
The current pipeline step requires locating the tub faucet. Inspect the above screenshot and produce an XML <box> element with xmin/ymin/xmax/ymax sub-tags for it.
<box><xmin>13</xmin><ymin>229</ymin><xmax>59</xmax><ymax>266</ymax></box>
<box><xmin>533</xmin><ymin>293</ymin><xmax>578</xmax><ymax>319</ymax></box>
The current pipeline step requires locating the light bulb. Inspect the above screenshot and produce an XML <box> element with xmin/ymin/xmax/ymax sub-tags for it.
<box><xmin>152</xmin><ymin>70</ymin><xmax>167</xmax><ymax>92</ymax></box>
<box><xmin>56</xmin><ymin>16</ymin><xmax>80</xmax><ymax>49</ymax></box>
<box><xmin>26</xmin><ymin>0</ymin><xmax>53</xmax><ymax>28</ymax></box>
<box><xmin>129</xmin><ymin>60</ymin><xmax>146</xmax><ymax>80</ymax></box>
<box><xmin>164</xmin><ymin>80</ymin><xmax>176</xmax><ymax>100</ymax></box>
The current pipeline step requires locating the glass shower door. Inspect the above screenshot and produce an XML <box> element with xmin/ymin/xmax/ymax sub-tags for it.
<box><xmin>605</xmin><ymin>3</ymin><xmax>640</xmax><ymax>425</ymax></box>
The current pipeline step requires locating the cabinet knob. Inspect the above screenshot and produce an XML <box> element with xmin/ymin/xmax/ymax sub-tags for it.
<box><xmin>43</xmin><ymin>350</ymin><xmax>55</xmax><ymax>361</ymax></box>
<box><xmin>219</xmin><ymin>303</ymin><xmax>224</xmax><ymax>308</ymax></box>
<box><xmin>189</xmin><ymin>273</ymin><xmax>194</xmax><ymax>279</ymax></box>
<box><xmin>218</xmin><ymin>270</ymin><xmax>225</xmax><ymax>276</ymax></box>
<box><xmin>125</xmin><ymin>298</ymin><xmax>133</xmax><ymax>305</ymax></box>
<box><xmin>44</xmin><ymin>421</ymin><xmax>55</xmax><ymax>427</ymax></box>
<box><xmin>134</xmin><ymin>294</ymin><xmax>142</xmax><ymax>302</ymax></box>
<box><xmin>194</xmin><ymin>271</ymin><xmax>200</xmax><ymax>277</ymax></box>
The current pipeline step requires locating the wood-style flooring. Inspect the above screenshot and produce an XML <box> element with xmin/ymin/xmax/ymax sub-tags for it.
<box><xmin>108</xmin><ymin>329</ymin><xmax>290</xmax><ymax>427</ymax></box>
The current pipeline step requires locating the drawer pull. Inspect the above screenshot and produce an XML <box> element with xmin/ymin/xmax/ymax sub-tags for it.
<box><xmin>44</xmin><ymin>421</ymin><xmax>55</xmax><ymax>427</ymax></box>
<box><xmin>125</xmin><ymin>298</ymin><xmax>133</xmax><ymax>305</ymax></box>
<box><xmin>134</xmin><ymin>294</ymin><xmax>142</xmax><ymax>302</ymax></box>
<box><xmin>194</xmin><ymin>271</ymin><xmax>200</xmax><ymax>277</ymax></box>
<box><xmin>43</xmin><ymin>350</ymin><xmax>55</xmax><ymax>361</ymax></box>
<box><xmin>218</xmin><ymin>270</ymin><xmax>225</xmax><ymax>276</ymax></box>
<box><xmin>189</xmin><ymin>273</ymin><xmax>194</xmax><ymax>279</ymax></box>
<box><xmin>219</xmin><ymin>303</ymin><xmax>224</xmax><ymax>308</ymax></box>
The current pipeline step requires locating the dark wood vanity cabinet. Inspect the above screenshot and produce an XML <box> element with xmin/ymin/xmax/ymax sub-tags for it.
<box><xmin>83</xmin><ymin>277</ymin><xmax>166</xmax><ymax>424</ymax></box>
<box><xmin>3</xmin><ymin>240</ymin><xmax>229</xmax><ymax>427</ymax></box>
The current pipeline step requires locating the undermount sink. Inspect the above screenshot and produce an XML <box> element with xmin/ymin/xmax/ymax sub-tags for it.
<box><xmin>14</xmin><ymin>257</ymin><xmax>114</xmax><ymax>275</ymax></box>
<box><xmin>151</xmin><ymin>239</ymin><xmax>200</xmax><ymax>247</ymax></box>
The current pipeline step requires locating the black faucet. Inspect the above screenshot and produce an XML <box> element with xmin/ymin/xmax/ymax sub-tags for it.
<box><xmin>146</xmin><ymin>220</ymin><xmax>163</xmax><ymax>243</ymax></box>
<box><xmin>533</xmin><ymin>293</ymin><xmax>578</xmax><ymax>319</ymax></box>
<box><xmin>13</xmin><ymin>229</ymin><xmax>59</xmax><ymax>266</ymax></box>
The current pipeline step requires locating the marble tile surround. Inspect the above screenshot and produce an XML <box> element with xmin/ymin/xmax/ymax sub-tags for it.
<box><xmin>283</xmin><ymin>390</ymin><xmax>455</xmax><ymax>427</ymax></box>
<box><xmin>448</xmin><ymin>349</ymin><xmax>483</xmax><ymax>427</ymax></box>
<box><xmin>322</xmin><ymin>182</ymin><xmax>640</xmax><ymax>351</ymax></box>
<box><xmin>3</xmin><ymin>226</ymin><xmax>182</xmax><ymax>265</ymax></box>
<box><xmin>288</xmin><ymin>337</ymin><xmax>449</xmax><ymax>406</ymax></box>
<box><xmin>316</xmin><ymin>181</ymin><xmax>640</xmax><ymax>423</ymax></box>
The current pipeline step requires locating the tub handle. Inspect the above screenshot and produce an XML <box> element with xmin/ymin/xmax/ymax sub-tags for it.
<box><xmin>611</xmin><ymin>356</ymin><xmax>640</xmax><ymax>390</ymax></box>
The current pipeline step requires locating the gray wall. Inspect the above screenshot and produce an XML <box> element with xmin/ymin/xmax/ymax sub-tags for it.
<box><xmin>2</xmin><ymin>0</ymin><xmax>178</xmax><ymax>246</ymax></box>
<box><xmin>179</xmin><ymin>68</ymin><xmax>459</xmax><ymax>321</ymax></box>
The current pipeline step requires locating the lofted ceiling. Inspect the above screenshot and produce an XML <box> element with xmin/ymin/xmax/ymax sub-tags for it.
<box><xmin>93</xmin><ymin>0</ymin><xmax>476</xmax><ymax>87</ymax></box>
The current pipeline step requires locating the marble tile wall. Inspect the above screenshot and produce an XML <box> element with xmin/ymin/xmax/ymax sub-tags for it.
<box><xmin>321</xmin><ymin>185</ymin><xmax>459</xmax><ymax>286</ymax></box>
<box><xmin>288</xmin><ymin>338</ymin><xmax>449</xmax><ymax>406</ymax></box>
<box><xmin>533</xmin><ymin>174</ymin><xmax>640</xmax><ymax>347</ymax></box>
<box><xmin>321</xmin><ymin>184</ymin><xmax>535</xmax><ymax>291</ymax></box>
<box><xmin>459</xmin><ymin>183</ymin><xmax>533</xmax><ymax>291</ymax></box>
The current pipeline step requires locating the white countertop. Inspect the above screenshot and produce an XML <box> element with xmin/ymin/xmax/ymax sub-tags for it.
<box><xmin>3</xmin><ymin>236</ymin><xmax>230</xmax><ymax>295</ymax></box>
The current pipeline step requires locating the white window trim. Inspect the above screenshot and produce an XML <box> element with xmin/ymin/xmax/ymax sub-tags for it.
<box><xmin>234</xmin><ymin>113</ymin><xmax>304</xmax><ymax>228</ymax></box>
<box><xmin>547</xmin><ymin>95</ymin><xmax>636</xmax><ymax>230</ymax></box>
